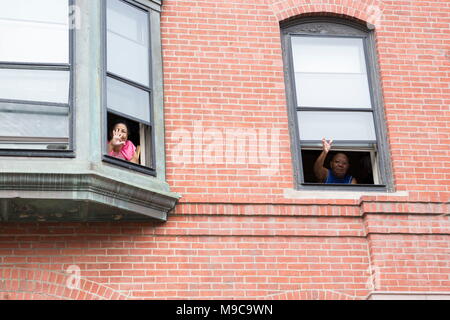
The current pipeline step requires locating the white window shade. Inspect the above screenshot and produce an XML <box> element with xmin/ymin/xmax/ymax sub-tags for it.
<box><xmin>107</xmin><ymin>77</ymin><xmax>151</xmax><ymax>123</ymax></box>
<box><xmin>292</xmin><ymin>36</ymin><xmax>366</xmax><ymax>73</ymax></box>
<box><xmin>291</xmin><ymin>36</ymin><xmax>372</xmax><ymax>109</ymax></box>
<box><xmin>0</xmin><ymin>0</ymin><xmax>69</xmax><ymax>64</ymax></box>
<box><xmin>297</xmin><ymin>111</ymin><xmax>376</xmax><ymax>141</ymax></box>
<box><xmin>0</xmin><ymin>69</ymin><xmax>70</xmax><ymax>104</ymax></box>
<box><xmin>107</xmin><ymin>0</ymin><xmax>150</xmax><ymax>86</ymax></box>
<box><xmin>295</xmin><ymin>72</ymin><xmax>372</xmax><ymax>108</ymax></box>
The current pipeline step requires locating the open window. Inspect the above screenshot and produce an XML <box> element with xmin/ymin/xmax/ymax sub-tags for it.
<box><xmin>107</xmin><ymin>112</ymin><xmax>153</xmax><ymax>168</ymax></box>
<box><xmin>0</xmin><ymin>0</ymin><xmax>72</xmax><ymax>155</ymax></box>
<box><xmin>301</xmin><ymin>149</ymin><xmax>377</xmax><ymax>184</ymax></box>
<box><xmin>103</xmin><ymin>0</ymin><xmax>155</xmax><ymax>174</ymax></box>
<box><xmin>281</xmin><ymin>17</ymin><xmax>393</xmax><ymax>189</ymax></box>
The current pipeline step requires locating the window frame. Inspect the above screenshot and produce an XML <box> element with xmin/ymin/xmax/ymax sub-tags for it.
<box><xmin>281</xmin><ymin>17</ymin><xmax>394</xmax><ymax>192</ymax></box>
<box><xmin>0</xmin><ymin>0</ymin><xmax>75</xmax><ymax>158</ymax></box>
<box><xmin>101</xmin><ymin>0</ymin><xmax>156</xmax><ymax>176</ymax></box>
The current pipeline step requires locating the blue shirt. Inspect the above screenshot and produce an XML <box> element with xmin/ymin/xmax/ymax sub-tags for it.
<box><xmin>325</xmin><ymin>169</ymin><xmax>353</xmax><ymax>184</ymax></box>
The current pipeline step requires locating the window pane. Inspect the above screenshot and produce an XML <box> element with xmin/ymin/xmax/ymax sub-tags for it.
<box><xmin>0</xmin><ymin>102</ymin><xmax>69</xmax><ymax>139</ymax></box>
<box><xmin>0</xmin><ymin>0</ymin><xmax>69</xmax><ymax>63</ymax></box>
<box><xmin>297</xmin><ymin>111</ymin><xmax>376</xmax><ymax>141</ymax></box>
<box><xmin>0</xmin><ymin>69</ymin><xmax>70</xmax><ymax>103</ymax></box>
<box><xmin>107</xmin><ymin>0</ymin><xmax>149</xmax><ymax>86</ymax></box>
<box><xmin>291</xmin><ymin>36</ymin><xmax>372</xmax><ymax>109</ymax></box>
<box><xmin>291</xmin><ymin>36</ymin><xmax>366</xmax><ymax>73</ymax></box>
<box><xmin>107</xmin><ymin>77</ymin><xmax>150</xmax><ymax>123</ymax></box>
<box><xmin>295</xmin><ymin>72</ymin><xmax>372</xmax><ymax>108</ymax></box>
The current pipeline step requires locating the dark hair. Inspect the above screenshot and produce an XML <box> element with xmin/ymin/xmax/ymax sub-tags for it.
<box><xmin>109</xmin><ymin>120</ymin><xmax>132</xmax><ymax>140</ymax></box>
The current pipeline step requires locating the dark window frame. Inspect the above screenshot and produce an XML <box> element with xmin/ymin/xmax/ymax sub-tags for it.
<box><xmin>101</xmin><ymin>0</ymin><xmax>156</xmax><ymax>176</ymax></box>
<box><xmin>281</xmin><ymin>17</ymin><xmax>394</xmax><ymax>192</ymax></box>
<box><xmin>0</xmin><ymin>0</ymin><xmax>75</xmax><ymax>158</ymax></box>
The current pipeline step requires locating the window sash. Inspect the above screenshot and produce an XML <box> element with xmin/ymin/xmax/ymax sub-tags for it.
<box><xmin>106</xmin><ymin>0</ymin><xmax>150</xmax><ymax>87</ymax></box>
<box><xmin>291</xmin><ymin>36</ymin><xmax>367</xmax><ymax>73</ymax></box>
<box><xmin>292</xmin><ymin>35</ymin><xmax>378</xmax><ymax>147</ymax></box>
<box><xmin>291</xmin><ymin>35</ymin><xmax>373</xmax><ymax>110</ymax></box>
<box><xmin>103</xmin><ymin>0</ymin><xmax>155</xmax><ymax>173</ymax></box>
<box><xmin>296</xmin><ymin>110</ymin><xmax>377</xmax><ymax>143</ymax></box>
<box><xmin>0</xmin><ymin>68</ymin><xmax>70</xmax><ymax>104</ymax></box>
<box><xmin>0</xmin><ymin>0</ymin><xmax>73</xmax><ymax>154</ymax></box>
<box><xmin>0</xmin><ymin>0</ymin><xmax>70</xmax><ymax>64</ymax></box>
<box><xmin>105</xmin><ymin>0</ymin><xmax>152</xmax><ymax>125</ymax></box>
<box><xmin>106</xmin><ymin>73</ymin><xmax>152</xmax><ymax>125</ymax></box>
<box><xmin>294</xmin><ymin>72</ymin><xmax>372</xmax><ymax>109</ymax></box>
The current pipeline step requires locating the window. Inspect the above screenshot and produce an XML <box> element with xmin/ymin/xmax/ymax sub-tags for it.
<box><xmin>281</xmin><ymin>17</ymin><xmax>393</xmax><ymax>190</ymax></box>
<box><xmin>0</xmin><ymin>0</ymin><xmax>72</xmax><ymax>154</ymax></box>
<box><xmin>0</xmin><ymin>0</ymin><xmax>179</xmax><ymax>222</ymax></box>
<box><xmin>103</xmin><ymin>0</ymin><xmax>155</xmax><ymax>174</ymax></box>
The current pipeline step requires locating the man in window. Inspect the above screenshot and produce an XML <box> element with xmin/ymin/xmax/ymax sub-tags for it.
<box><xmin>314</xmin><ymin>138</ymin><xmax>357</xmax><ymax>184</ymax></box>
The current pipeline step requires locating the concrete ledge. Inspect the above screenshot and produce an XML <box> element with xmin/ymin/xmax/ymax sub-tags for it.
<box><xmin>0</xmin><ymin>173</ymin><xmax>179</xmax><ymax>222</ymax></box>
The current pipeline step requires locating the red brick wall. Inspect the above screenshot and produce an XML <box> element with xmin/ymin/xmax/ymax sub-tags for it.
<box><xmin>0</xmin><ymin>0</ymin><xmax>449</xmax><ymax>300</ymax></box>
<box><xmin>0</xmin><ymin>223</ymin><xmax>370</xmax><ymax>299</ymax></box>
<box><xmin>368</xmin><ymin>234</ymin><xmax>450</xmax><ymax>292</ymax></box>
<box><xmin>163</xmin><ymin>0</ymin><xmax>450</xmax><ymax>202</ymax></box>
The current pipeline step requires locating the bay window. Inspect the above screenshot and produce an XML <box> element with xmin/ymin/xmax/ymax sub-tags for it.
<box><xmin>0</xmin><ymin>0</ymin><xmax>179</xmax><ymax>222</ymax></box>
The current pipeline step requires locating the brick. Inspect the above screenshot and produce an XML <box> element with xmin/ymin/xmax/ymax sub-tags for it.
<box><xmin>1</xmin><ymin>0</ymin><xmax>449</xmax><ymax>301</ymax></box>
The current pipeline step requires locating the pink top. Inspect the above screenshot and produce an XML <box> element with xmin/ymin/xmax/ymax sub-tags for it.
<box><xmin>108</xmin><ymin>140</ymin><xmax>136</xmax><ymax>161</ymax></box>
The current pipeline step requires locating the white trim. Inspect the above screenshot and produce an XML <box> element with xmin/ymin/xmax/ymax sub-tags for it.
<box><xmin>139</xmin><ymin>123</ymin><xmax>146</xmax><ymax>166</ymax></box>
<box><xmin>283</xmin><ymin>188</ymin><xmax>409</xmax><ymax>200</ymax></box>
<box><xmin>370</xmin><ymin>150</ymin><xmax>380</xmax><ymax>184</ymax></box>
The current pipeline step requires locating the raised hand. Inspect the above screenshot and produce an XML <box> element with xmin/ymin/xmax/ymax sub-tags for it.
<box><xmin>322</xmin><ymin>138</ymin><xmax>333</xmax><ymax>153</ymax></box>
<box><xmin>111</xmin><ymin>128</ymin><xmax>125</xmax><ymax>147</ymax></box>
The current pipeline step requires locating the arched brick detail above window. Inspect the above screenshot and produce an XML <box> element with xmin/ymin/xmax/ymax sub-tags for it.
<box><xmin>265</xmin><ymin>289</ymin><xmax>358</xmax><ymax>300</ymax></box>
<box><xmin>268</xmin><ymin>0</ymin><xmax>385</xmax><ymax>27</ymax></box>
<box><xmin>0</xmin><ymin>267</ymin><xmax>129</xmax><ymax>300</ymax></box>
